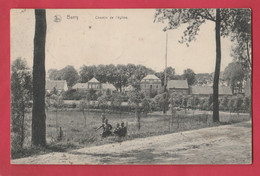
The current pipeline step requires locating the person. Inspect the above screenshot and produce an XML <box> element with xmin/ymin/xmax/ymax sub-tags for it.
<box><xmin>97</xmin><ymin>119</ymin><xmax>112</xmax><ymax>138</ymax></box>
<box><xmin>118</xmin><ymin>121</ymin><xmax>127</xmax><ymax>137</ymax></box>
<box><xmin>113</xmin><ymin>123</ymin><xmax>121</xmax><ymax>136</ymax></box>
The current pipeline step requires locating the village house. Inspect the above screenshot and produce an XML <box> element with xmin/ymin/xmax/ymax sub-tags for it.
<box><xmin>72</xmin><ymin>78</ymin><xmax>116</xmax><ymax>92</ymax></box>
<box><xmin>190</xmin><ymin>86</ymin><xmax>233</xmax><ymax>97</ymax></box>
<box><xmin>87</xmin><ymin>77</ymin><xmax>101</xmax><ymax>90</ymax></box>
<box><xmin>46</xmin><ymin>80</ymin><xmax>68</xmax><ymax>93</ymax></box>
<box><xmin>140</xmin><ymin>74</ymin><xmax>162</xmax><ymax>93</ymax></box>
<box><xmin>167</xmin><ymin>80</ymin><xmax>189</xmax><ymax>95</ymax></box>
<box><xmin>72</xmin><ymin>83</ymin><xmax>89</xmax><ymax>91</ymax></box>
<box><xmin>101</xmin><ymin>83</ymin><xmax>117</xmax><ymax>92</ymax></box>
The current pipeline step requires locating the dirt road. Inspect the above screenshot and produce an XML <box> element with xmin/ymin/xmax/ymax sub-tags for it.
<box><xmin>12</xmin><ymin>121</ymin><xmax>252</xmax><ymax>164</ymax></box>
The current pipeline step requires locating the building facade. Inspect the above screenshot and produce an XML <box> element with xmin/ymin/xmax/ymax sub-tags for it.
<box><xmin>167</xmin><ymin>80</ymin><xmax>189</xmax><ymax>95</ymax></box>
<box><xmin>140</xmin><ymin>74</ymin><xmax>162</xmax><ymax>93</ymax></box>
<box><xmin>46</xmin><ymin>80</ymin><xmax>68</xmax><ymax>93</ymax></box>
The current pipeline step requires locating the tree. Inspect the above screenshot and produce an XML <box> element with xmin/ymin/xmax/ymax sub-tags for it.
<box><xmin>223</xmin><ymin>62</ymin><xmax>245</xmax><ymax>94</ymax></box>
<box><xmin>219</xmin><ymin>96</ymin><xmax>229</xmax><ymax>111</ymax></box>
<box><xmin>242</xmin><ymin>96</ymin><xmax>250</xmax><ymax>112</ymax></box>
<box><xmin>182</xmin><ymin>69</ymin><xmax>196</xmax><ymax>86</ymax></box>
<box><xmin>154</xmin><ymin>92</ymin><xmax>170</xmax><ymax>114</ymax></box>
<box><xmin>59</xmin><ymin>65</ymin><xmax>79</xmax><ymax>87</ymax></box>
<box><xmin>48</xmin><ymin>65</ymin><xmax>79</xmax><ymax>87</ymax></box>
<box><xmin>227</xmin><ymin>98</ymin><xmax>235</xmax><ymax>113</ymax></box>
<box><xmin>128</xmin><ymin>90</ymin><xmax>145</xmax><ymax>130</ymax></box>
<box><xmin>49</xmin><ymin>94</ymin><xmax>64</xmax><ymax>130</ymax></box>
<box><xmin>97</xmin><ymin>94</ymin><xmax>109</xmax><ymax>113</ymax></box>
<box><xmin>230</xmin><ymin>9</ymin><xmax>251</xmax><ymax>78</ymax></box>
<box><xmin>110</xmin><ymin>92</ymin><xmax>123</xmax><ymax>113</ymax></box>
<box><xmin>79</xmin><ymin>65</ymin><xmax>97</xmax><ymax>83</ymax></box>
<box><xmin>32</xmin><ymin>9</ymin><xmax>47</xmax><ymax>146</ymax></box>
<box><xmin>48</xmin><ymin>69</ymin><xmax>60</xmax><ymax>80</ymax></box>
<box><xmin>79</xmin><ymin>98</ymin><xmax>89</xmax><ymax>127</ymax></box>
<box><xmin>154</xmin><ymin>9</ymin><xmax>251</xmax><ymax>122</ymax></box>
<box><xmin>155</xmin><ymin>66</ymin><xmax>175</xmax><ymax>86</ymax></box>
<box><xmin>142</xmin><ymin>98</ymin><xmax>152</xmax><ymax>117</ymax></box>
<box><xmin>233</xmin><ymin>96</ymin><xmax>243</xmax><ymax>115</ymax></box>
<box><xmin>11</xmin><ymin>58</ymin><xmax>33</xmax><ymax>149</ymax></box>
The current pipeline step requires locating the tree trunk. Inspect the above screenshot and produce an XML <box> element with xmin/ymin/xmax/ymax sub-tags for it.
<box><xmin>32</xmin><ymin>9</ymin><xmax>47</xmax><ymax>146</ymax></box>
<box><xmin>20</xmin><ymin>109</ymin><xmax>25</xmax><ymax>149</ymax></box>
<box><xmin>212</xmin><ymin>9</ymin><xmax>221</xmax><ymax>122</ymax></box>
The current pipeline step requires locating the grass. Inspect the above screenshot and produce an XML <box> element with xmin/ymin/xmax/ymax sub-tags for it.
<box><xmin>11</xmin><ymin>108</ymin><xmax>251</xmax><ymax>159</ymax></box>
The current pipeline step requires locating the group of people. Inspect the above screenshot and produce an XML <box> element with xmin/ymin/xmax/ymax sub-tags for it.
<box><xmin>96</xmin><ymin>113</ymin><xmax>127</xmax><ymax>138</ymax></box>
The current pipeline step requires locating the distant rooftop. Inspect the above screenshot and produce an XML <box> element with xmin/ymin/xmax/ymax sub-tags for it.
<box><xmin>88</xmin><ymin>77</ymin><xmax>99</xmax><ymax>83</ymax></box>
<box><xmin>141</xmin><ymin>74</ymin><xmax>160</xmax><ymax>81</ymax></box>
<box><xmin>102</xmin><ymin>83</ymin><xmax>116</xmax><ymax>90</ymax></box>
<box><xmin>46</xmin><ymin>80</ymin><xmax>67</xmax><ymax>90</ymax></box>
<box><xmin>190</xmin><ymin>86</ymin><xmax>232</xmax><ymax>95</ymax></box>
<box><xmin>167</xmin><ymin>80</ymin><xmax>189</xmax><ymax>89</ymax></box>
<box><xmin>72</xmin><ymin>83</ymin><xmax>88</xmax><ymax>89</ymax></box>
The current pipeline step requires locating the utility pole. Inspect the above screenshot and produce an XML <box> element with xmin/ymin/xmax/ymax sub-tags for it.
<box><xmin>164</xmin><ymin>31</ymin><xmax>168</xmax><ymax>90</ymax></box>
<box><xmin>163</xmin><ymin>31</ymin><xmax>168</xmax><ymax>114</ymax></box>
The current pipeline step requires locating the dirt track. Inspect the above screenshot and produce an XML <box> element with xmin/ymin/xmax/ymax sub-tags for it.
<box><xmin>12</xmin><ymin>121</ymin><xmax>252</xmax><ymax>164</ymax></box>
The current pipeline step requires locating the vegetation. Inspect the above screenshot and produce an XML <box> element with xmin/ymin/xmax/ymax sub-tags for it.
<box><xmin>11</xmin><ymin>58</ymin><xmax>32</xmax><ymax>152</ymax></box>
<box><xmin>11</xmin><ymin>109</ymin><xmax>251</xmax><ymax>159</ymax></box>
<box><xmin>154</xmin><ymin>9</ymin><xmax>251</xmax><ymax>122</ymax></box>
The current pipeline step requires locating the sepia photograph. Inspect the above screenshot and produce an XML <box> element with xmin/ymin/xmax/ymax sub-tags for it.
<box><xmin>10</xmin><ymin>9</ymin><xmax>252</xmax><ymax>164</ymax></box>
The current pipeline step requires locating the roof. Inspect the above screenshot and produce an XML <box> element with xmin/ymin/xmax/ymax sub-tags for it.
<box><xmin>167</xmin><ymin>80</ymin><xmax>189</xmax><ymax>89</ymax></box>
<box><xmin>125</xmin><ymin>85</ymin><xmax>135</xmax><ymax>91</ymax></box>
<box><xmin>102</xmin><ymin>83</ymin><xmax>116</xmax><ymax>90</ymax></box>
<box><xmin>141</xmin><ymin>74</ymin><xmax>160</xmax><ymax>81</ymax></box>
<box><xmin>72</xmin><ymin>83</ymin><xmax>88</xmax><ymax>89</ymax></box>
<box><xmin>46</xmin><ymin>80</ymin><xmax>67</xmax><ymax>90</ymax></box>
<box><xmin>190</xmin><ymin>86</ymin><xmax>232</xmax><ymax>95</ymax></box>
<box><xmin>88</xmin><ymin>77</ymin><xmax>99</xmax><ymax>83</ymax></box>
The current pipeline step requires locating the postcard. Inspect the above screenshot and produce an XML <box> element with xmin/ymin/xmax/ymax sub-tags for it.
<box><xmin>10</xmin><ymin>9</ymin><xmax>252</xmax><ymax>164</ymax></box>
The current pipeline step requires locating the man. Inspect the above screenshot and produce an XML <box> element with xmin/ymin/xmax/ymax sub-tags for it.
<box><xmin>97</xmin><ymin>119</ymin><xmax>112</xmax><ymax>138</ymax></box>
<box><xmin>118</xmin><ymin>121</ymin><xmax>127</xmax><ymax>137</ymax></box>
<box><xmin>113</xmin><ymin>123</ymin><xmax>121</xmax><ymax>136</ymax></box>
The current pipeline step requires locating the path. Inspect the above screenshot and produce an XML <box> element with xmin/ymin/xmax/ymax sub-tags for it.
<box><xmin>12</xmin><ymin>121</ymin><xmax>252</xmax><ymax>164</ymax></box>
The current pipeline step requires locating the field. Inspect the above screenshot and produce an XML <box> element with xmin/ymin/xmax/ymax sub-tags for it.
<box><xmin>11</xmin><ymin>108</ymin><xmax>251</xmax><ymax>159</ymax></box>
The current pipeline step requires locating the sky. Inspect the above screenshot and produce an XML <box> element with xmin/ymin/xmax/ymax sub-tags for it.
<box><xmin>11</xmin><ymin>9</ymin><xmax>235</xmax><ymax>75</ymax></box>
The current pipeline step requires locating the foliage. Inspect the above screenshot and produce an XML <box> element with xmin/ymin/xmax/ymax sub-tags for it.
<box><xmin>97</xmin><ymin>94</ymin><xmax>109</xmax><ymax>112</ymax></box>
<box><xmin>48</xmin><ymin>65</ymin><xmax>79</xmax><ymax>87</ymax></box>
<box><xmin>141</xmin><ymin>98</ymin><xmax>152</xmax><ymax>116</ymax></box>
<box><xmin>11</xmin><ymin>58</ymin><xmax>32</xmax><ymax>150</ymax></box>
<box><xmin>223</xmin><ymin>62</ymin><xmax>245</xmax><ymax>94</ymax></box>
<box><xmin>154</xmin><ymin>8</ymin><xmax>251</xmax><ymax>122</ymax></box>
<box><xmin>230</xmin><ymin>9</ymin><xmax>251</xmax><ymax>78</ymax></box>
<box><xmin>154</xmin><ymin>92</ymin><xmax>170</xmax><ymax>113</ymax></box>
<box><xmin>128</xmin><ymin>90</ymin><xmax>145</xmax><ymax>130</ymax></box>
<box><xmin>79</xmin><ymin>98</ymin><xmax>89</xmax><ymax>127</ymax></box>
<box><xmin>182</xmin><ymin>69</ymin><xmax>196</xmax><ymax>85</ymax></box>
<box><xmin>155</xmin><ymin>66</ymin><xmax>175</xmax><ymax>86</ymax></box>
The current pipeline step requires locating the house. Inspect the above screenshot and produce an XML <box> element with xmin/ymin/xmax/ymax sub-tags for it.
<box><xmin>167</xmin><ymin>80</ymin><xmax>189</xmax><ymax>95</ymax></box>
<box><xmin>87</xmin><ymin>77</ymin><xmax>101</xmax><ymax>90</ymax></box>
<box><xmin>101</xmin><ymin>83</ymin><xmax>117</xmax><ymax>92</ymax></box>
<box><xmin>72</xmin><ymin>83</ymin><xmax>88</xmax><ymax>90</ymax></box>
<box><xmin>190</xmin><ymin>86</ymin><xmax>233</xmax><ymax>96</ymax></box>
<box><xmin>140</xmin><ymin>74</ymin><xmax>162</xmax><ymax>93</ymax></box>
<box><xmin>46</xmin><ymin>80</ymin><xmax>68</xmax><ymax>93</ymax></box>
